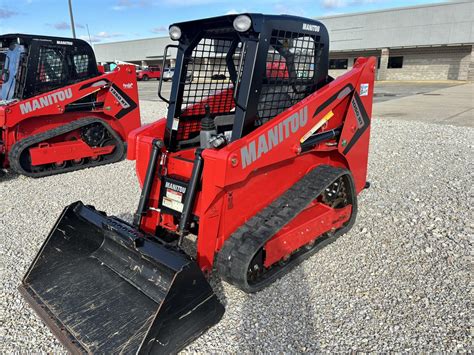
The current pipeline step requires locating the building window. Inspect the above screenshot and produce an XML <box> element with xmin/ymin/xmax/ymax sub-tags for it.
<box><xmin>388</xmin><ymin>56</ymin><xmax>403</xmax><ymax>69</ymax></box>
<box><xmin>329</xmin><ymin>59</ymin><xmax>348</xmax><ymax>70</ymax></box>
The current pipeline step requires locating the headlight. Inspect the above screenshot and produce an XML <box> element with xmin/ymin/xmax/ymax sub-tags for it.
<box><xmin>169</xmin><ymin>25</ymin><xmax>182</xmax><ymax>40</ymax></box>
<box><xmin>233</xmin><ymin>15</ymin><xmax>252</xmax><ymax>32</ymax></box>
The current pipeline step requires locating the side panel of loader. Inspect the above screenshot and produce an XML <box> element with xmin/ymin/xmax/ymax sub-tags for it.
<box><xmin>128</xmin><ymin>57</ymin><xmax>376</xmax><ymax>272</ymax></box>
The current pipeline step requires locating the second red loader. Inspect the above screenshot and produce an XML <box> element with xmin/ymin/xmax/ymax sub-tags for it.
<box><xmin>0</xmin><ymin>34</ymin><xmax>141</xmax><ymax>177</ymax></box>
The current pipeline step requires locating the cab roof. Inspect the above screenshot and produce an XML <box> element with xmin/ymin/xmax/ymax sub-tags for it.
<box><xmin>0</xmin><ymin>34</ymin><xmax>92</xmax><ymax>50</ymax></box>
<box><xmin>170</xmin><ymin>13</ymin><xmax>328</xmax><ymax>39</ymax></box>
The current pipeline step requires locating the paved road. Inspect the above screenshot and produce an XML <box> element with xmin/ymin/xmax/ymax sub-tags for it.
<box><xmin>138</xmin><ymin>81</ymin><xmax>473</xmax><ymax>127</ymax></box>
<box><xmin>137</xmin><ymin>80</ymin><xmax>170</xmax><ymax>101</ymax></box>
<box><xmin>373</xmin><ymin>81</ymin><xmax>462</xmax><ymax>103</ymax></box>
<box><xmin>374</xmin><ymin>82</ymin><xmax>473</xmax><ymax>127</ymax></box>
<box><xmin>138</xmin><ymin>80</ymin><xmax>463</xmax><ymax>103</ymax></box>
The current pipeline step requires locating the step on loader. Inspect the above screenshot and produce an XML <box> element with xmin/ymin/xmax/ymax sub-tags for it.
<box><xmin>0</xmin><ymin>34</ymin><xmax>140</xmax><ymax>178</ymax></box>
<box><xmin>20</xmin><ymin>14</ymin><xmax>376</xmax><ymax>353</ymax></box>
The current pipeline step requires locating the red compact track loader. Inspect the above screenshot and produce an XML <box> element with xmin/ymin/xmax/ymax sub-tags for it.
<box><xmin>20</xmin><ymin>14</ymin><xmax>376</xmax><ymax>353</ymax></box>
<box><xmin>0</xmin><ymin>34</ymin><xmax>140</xmax><ymax>177</ymax></box>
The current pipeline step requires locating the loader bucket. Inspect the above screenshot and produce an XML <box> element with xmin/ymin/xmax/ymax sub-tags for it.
<box><xmin>19</xmin><ymin>201</ymin><xmax>224</xmax><ymax>354</ymax></box>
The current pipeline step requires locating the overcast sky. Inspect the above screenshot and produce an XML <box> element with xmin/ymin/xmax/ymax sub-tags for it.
<box><xmin>0</xmin><ymin>0</ymin><xmax>446</xmax><ymax>44</ymax></box>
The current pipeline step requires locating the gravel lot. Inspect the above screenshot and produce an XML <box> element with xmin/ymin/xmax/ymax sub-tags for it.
<box><xmin>1</xmin><ymin>100</ymin><xmax>472</xmax><ymax>352</ymax></box>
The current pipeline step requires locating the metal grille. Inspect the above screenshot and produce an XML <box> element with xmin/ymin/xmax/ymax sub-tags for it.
<box><xmin>181</xmin><ymin>37</ymin><xmax>244</xmax><ymax>117</ymax></box>
<box><xmin>257</xmin><ymin>30</ymin><xmax>322</xmax><ymax>125</ymax></box>
<box><xmin>0</xmin><ymin>51</ymin><xmax>5</xmax><ymax>71</ymax></box>
<box><xmin>176</xmin><ymin>118</ymin><xmax>201</xmax><ymax>140</ymax></box>
<box><xmin>73</xmin><ymin>54</ymin><xmax>89</xmax><ymax>77</ymax></box>
<box><xmin>37</xmin><ymin>46</ymin><xmax>66</xmax><ymax>84</ymax></box>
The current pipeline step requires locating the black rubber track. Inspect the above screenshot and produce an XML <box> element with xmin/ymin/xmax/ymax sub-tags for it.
<box><xmin>217</xmin><ymin>164</ymin><xmax>357</xmax><ymax>293</ymax></box>
<box><xmin>8</xmin><ymin>117</ymin><xmax>126</xmax><ymax>178</ymax></box>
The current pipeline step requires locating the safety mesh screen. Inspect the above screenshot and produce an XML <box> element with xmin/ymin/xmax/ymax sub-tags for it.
<box><xmin>73</xmin><ymin>54</ymin><xmax>90</xmax><ymax>77</ymax></box>
<box><xmin>37</xmin><ymin>46</ymin><xmax>66</xmax><ymax>84</ymax></box>
<box><xmin>18</xmin><ymin>42</ymin><xmax>98</xmax><ymax>99</ymax></box>
<box><xmin>180</xmin><ymin>37</ymin><xmax>245</xmax><ymax>117</ymax></box>
<box><xmin>257</xmin><ymin>30</ymin><xmax>322</xmax><ymax>125</ymax></box>
<box><xmin>176</xmin><ymin>118</ymin><xmax>201</xmax><ymax>140</ymax></box>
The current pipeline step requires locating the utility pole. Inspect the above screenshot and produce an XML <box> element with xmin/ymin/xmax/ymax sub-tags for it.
<box><xmin>86</xmin><ymin>24</ymin><xmax>92</xmax><ymax>45</ymax></box>
<box><xmin>68</xmin><ymin>0</ymin><xmax>76</xmax><ymax>38</ymax></box>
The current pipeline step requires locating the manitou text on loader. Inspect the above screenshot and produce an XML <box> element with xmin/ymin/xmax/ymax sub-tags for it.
<box><xmin>20</xmin><ymin>14</ymin><xmax>376</xmax><ymax>353</ymax></box>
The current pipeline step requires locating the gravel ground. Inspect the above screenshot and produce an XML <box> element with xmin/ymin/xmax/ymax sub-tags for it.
<box><xmin>1</xmin><ymin>100</ymin><xmax>472</xmax><ymax>352</ymax></box>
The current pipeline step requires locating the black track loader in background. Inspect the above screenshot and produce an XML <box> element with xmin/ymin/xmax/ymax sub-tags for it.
<box><xmin>19</xmin><ymin>202</ymin><xmax>224</xmax><ymax>353</ymax></box>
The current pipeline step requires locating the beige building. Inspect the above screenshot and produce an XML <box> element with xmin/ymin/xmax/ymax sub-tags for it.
<box><xmin>94</xmin><ymin>1</ymin><xmax>474</xmax><ymax>81</ymax></box>
<box><xmin>321</xmin><ymin>1</ymin><xmax>474</xmax><ymax>81</ymax></box>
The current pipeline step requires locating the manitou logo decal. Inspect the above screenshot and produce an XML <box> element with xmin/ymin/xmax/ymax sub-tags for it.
<box><xmin>165</xmin><ymin>181</ymin><xmax>187</xmax><ymax>194</ymax></box>
<box><xmin>241</xmin><ymin>106</ymin><xmax>308</xmax><ymax>169</ymax></box>
<box><xmin>302</xmin><ymin>23</ymin><xmax>320</xmax><ymax>33</ymax></box>
<box><xmin>56</xmin><ymin>40</ymin><xmax>73</xmax><ymax>46</ymax></box>
<box><xmin>19</xmin><ymin>88</ymin><xmax>73</xmax><ymax>115</ymax></box>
